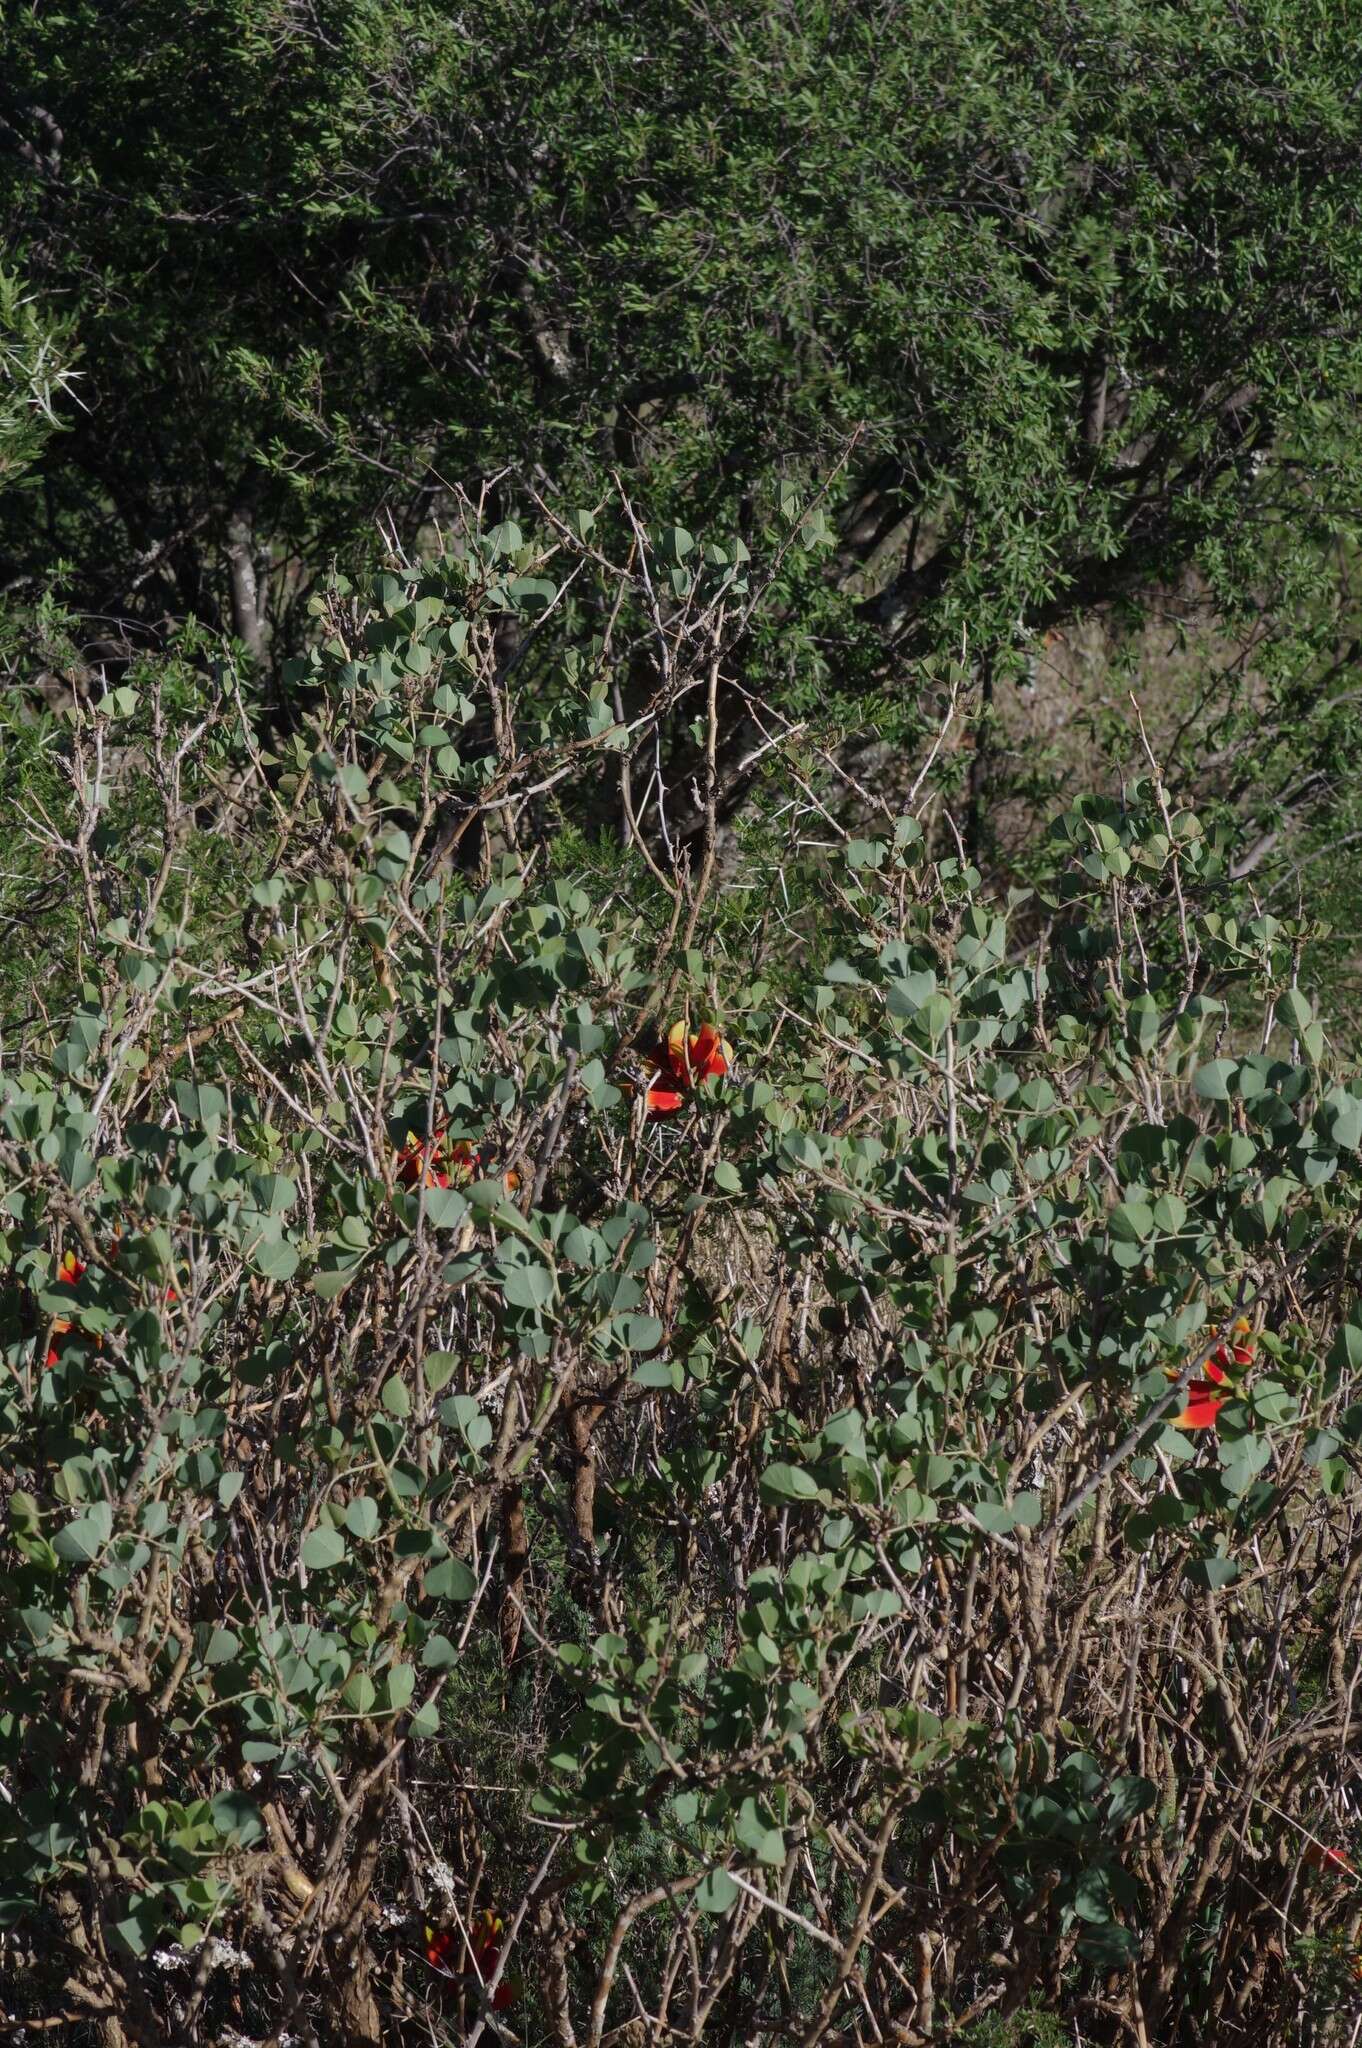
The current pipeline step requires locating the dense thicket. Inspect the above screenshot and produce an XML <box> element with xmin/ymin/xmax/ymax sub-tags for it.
<box><xmin>0</xmin><ymin>494</ymin><xmax>1359</xmax><ymax>2048</ymax></box>
<box><xmin>3</xmin><ymin>6</ymin><xmax>1362</xmax><ymax>2046</ymax></box>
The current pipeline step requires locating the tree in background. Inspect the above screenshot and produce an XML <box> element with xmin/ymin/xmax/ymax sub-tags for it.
<box><xmin>3</xmin><ymin>1</ymin><xmax>1362</xmax><ymax>849</ymax></box>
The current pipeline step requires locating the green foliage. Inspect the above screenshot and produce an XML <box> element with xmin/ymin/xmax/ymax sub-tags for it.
<box><xmin>5</xmin><ymin>0</ymin><xmax>1362</xmax><ymax>708</ymax></box>
<box><xmin>4</xmin><ymin>6</ymin><xmax>1362</xmax><ymax>2036</ymax></box>
<box><xmin>0</xmin><ymin>264</ymin><xmax>78</xmax><ymax>488</ymax></box>
<box><xmin>0</xmin><ymin>498</ymin><xmax>1359</xmax><ymax>2044</ymax></box>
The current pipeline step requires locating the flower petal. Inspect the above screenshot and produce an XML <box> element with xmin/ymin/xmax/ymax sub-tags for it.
<box><xmin>1304</xmin><ymin>1844</ymin><xmax>1355</xmax><ymax>1874</ymax></box>
<box><xmin>1172</xmin><ymin>1381</ymin><xmax>1225</xmax><ymax>1429</ymax></box>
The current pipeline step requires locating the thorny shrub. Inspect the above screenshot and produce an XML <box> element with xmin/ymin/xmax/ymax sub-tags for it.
<box><xmin>1</xmin><ymin>491</ymin><xmax>1360</xmax><ymax>2048</ymax></box>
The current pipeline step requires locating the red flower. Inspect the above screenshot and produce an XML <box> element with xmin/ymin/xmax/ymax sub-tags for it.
<box><xmin>447</xmin><ymin>1138</ymin><xmax>479</xmax><ymax>1180</ymax></box>
<box><xmin>1167</xmin><ymin>1317</ymin><xmax>1255</xmax><ymax>1430</ymax></box>
<box><xmin>643</xmin><ymin>1020</ymin><xmax>732</xmax><ymax>1117</ymax></box>
<box><xmin>44</xmin><ymin>1249</ymin><xmax>88</xmax><ymax>1369</ymax></box>
<box><xmin>42</xmin><ymin>1242</ymin><xmax>177</xmax><ymax>1368</ymax></box>
<box><xmin>397</xmin><ymin>1132</ymin><xmax>520</xmax><ymax>1193</ymax></box>
<box><xmin>1172</xmin><ymin>1381</ymin><xmax>1227</xmax><ymax>1431</ymax></box>
<box><xmin>1304</xmin><ymin>1843</ymin><xmax>1356</xmax><ymax>1875</ymax></box>
<box><xmin>645</xmin><ymin>1078</ymin><xmax>687</xmax><ymax>1117</ymax></box>
<box><xmin>425</xmin><ymin>1923</ymin><xmax>457</xmax><ymax>1972</ymax></box>
<box><xmin>423</xmin><ymin>1910</ymin><xmax>515</xmax><ymax>2010</ymax></box>
<box><xmin>1208</xmin><ymin>1316</ymin><xmax>1256</xmax><ymax>1374</ymax></box>
<box><xmin>397</xmin><ymin>1129</ymin><xmax>452</xmax><ymax>1189</ymax></box>
<box><xmin>666</xmin><ymin>1020</ymin><xmax>731</xmax><ymax>1084</ymax></box>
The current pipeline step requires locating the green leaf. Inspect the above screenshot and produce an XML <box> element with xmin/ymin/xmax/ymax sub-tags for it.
<box><xmin>1194</xmin><ymin>1060</ymin><xmax>1238</xmax><ymax>1101</ymax></box>
<box><xmin>973</xmin><ymin>1501</ymin><xmax>1017</xmax><ymax>1535</ymax></box>
<box><xmin>507</xmin><ymin>575</ymin><xmax>557</xmax><ymax>614</ymax></box>
<box><xmin>53</xmin><ymin>1502</ymin><xmax>113</xmax><ymax>1563</ymax></box>
<box><xmin>1071</xmin><ymin>1864</ymin><xmax>1113</xmax><ymax>1923</ymax></box>
<box><xmin>422</xmin><ymin>1188</ymin><xmax>468</xmax><ymax>1230</ymax></box>
<box><xmin>1078</xmin><ymin>1920</ymin><xmax>1136</xmax><ymax>1967</ymax></box>
<box><xmin>632</xmin><ymin>1357</ymin><xmax>678</xmax><ymax>1388</ymax></box>
<box><xmin>735</xmin><ymin>1798</ymin><xmax>785</xmax><ymax>1867</ymax></box>
<box><xmin>655</xmin><ymin>524</ymin><xmax>694</xmax><ymax>565</ymax></box>
<box><xmin>1109</xmin><ymin>1200</ymin><xmax>1155</xmax><ymax>1243</ymax></box>
<box><xmin>1106</xmin><ymin>1775</ymin><xmax>1156</xmax><ymax>1824</ymax></box>
<box><xmin>112</xmin><ymin>1910</ymin><xmax>152</xmax><ymax>1957</ymax></box>
<box><xmin>423</xmin><ymin>1351</ymin><xmax>458</xmax><ymax>1391</ymax></box>
<box><xmin>886</xmin><ymin>970</ymin><xmax>937</xmax><ymax>1018</ymax></box>
<box><xmin>615</xmin><ymin>1313</ymin><xmax>664</xmax><ymax>1351</ymax></box>
<box><xmin>9</xmin><ymin>1491</ymin><xmax>41</xmax><ymax>1534</ymax></box>
<box><xmin>1324</xmin><ymin>1088</ymin><xmax>1362</xmax><ymax>1151</ymax></box>
<box><xmin>1185</xmin><ymin>1555</ymin><xmax>1240</xmax><ymax>1589</ymax></box>
<box><xmin>425</xmin><ymin>1555</ymin><xmax>477</xmax><ymax>1601</ymax></box>
<box><xmin>345</xmin><ymin>1496</ymin><xmax>380</xmax><ymax>1541</ymax></box>
<box><xmin>501</xmin><ymin>1262</ymin><xmax>554</xmax><ymax>1310</ymax></box>
<box><xmin>409</xmin><ymin>1699</ymin><xmax>440</xmax><ymax>1739</ymax></box>
<box><xmin>438</xmin><ymin>1394</ymin><xmax>493</xmax><ymax>1452</ymax></box>
<box><xmin>344</xmin><ymin>1672</ymin><xmax>378</xmax><ymax>1714</ymax></box>
<box><xmin>759</xmin><ymin>1462</ymin><xmax>820</xmax><ymax>1505</ymax></box>
<box><xmin>386</xmin><ymin>1663</ymin><xmax>417</xmax><ymax>1714</ymax></box>
<box><xmin>251</xmin><ymin>1239</ymin><xmax>299</xmax><ymax>1281</ymax></box>
<box><xmin>301</xmin><ymin>1527</ymin><xmax>347</xmax><ymax>1572</ymax></box>
<box><xmin>313</xmin><ymin>1247</ymin><xmax>367</xmax><ymax>1299</ymax></box>
<box><xmin>696</xmin><ymin>1867</ymin><xmax>739</xmax><ymax>1914</ymax></box>
<box><xmin>210</xmin><ymin>1790</ymin><xmax>264</xmax><ymax>1847</ymax></box>
<box><xmin>96</xmin><ymin>684</ymin><xmax>140</xmax><ymax>719</ymax></box>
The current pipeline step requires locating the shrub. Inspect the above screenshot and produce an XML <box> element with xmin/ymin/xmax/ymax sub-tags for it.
<box><xmin>1</xmin><ymin>496</ymin><xmax>1360</xmax><ymax>2047</ymax></box>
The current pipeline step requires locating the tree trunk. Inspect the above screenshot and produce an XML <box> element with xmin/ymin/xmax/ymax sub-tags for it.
<box><xmin>225</xmin><ymin>507</ymin><xmax>264</xmax><ymax>659</ymax></box>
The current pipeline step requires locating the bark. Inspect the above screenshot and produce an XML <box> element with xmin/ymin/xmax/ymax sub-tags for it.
<box><xmin>516</xmin><ymin>274</ymin><xmax>573</xmax><ymax>385</ymax></box>
<box><xmin>565</xmin><ymin>1393</ymin><xmax>604</xmax><ymax>1552</ymax></box>
<box><xmin>499</xmin><ymin>1483</ymin><xmax>530</xmax><ymax>1668</ymax></box>
<box><xmin>1080</xmin><ymin>349</ymin><xmax>1108</xmax><ymax>450</ymax></box>
<box><xmin>225</xmin><ymin>507</ymin><xmax>264</xmax><ymax>659</ymax></box>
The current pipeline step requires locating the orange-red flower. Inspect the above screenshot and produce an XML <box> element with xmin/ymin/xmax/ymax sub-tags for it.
<box><xmin>645</xmin><ymin>1077</ymin><xmax>687</xmax><ymax>1117</ymax></box>
<box><xmin>397</xmin><ymin>1132</ymin><xmax>520</xmax><ymax>1194</ymax></box>
<box><xmin>42</xmin><ymin>1242</ymin><xmax>177</xmax><ymax>1368</ymax></box>
<box><xmin>425</xmin><ymin>1922</ymin><xmax>456</xmax><ymax>1971</ymax></box>
<box><xmin>423</xmin><ymin>1910</ymin><xmax>515</xmax><ymax>2009</ymax></box>
<box><xmin>666</xmin><ymin>1020</ymin><xmax>731</xmax><ymax>1084</ymax></box>
<box><xmin>397</xmin><ymin>1129</ymin><xmax>452</xmax><ymax>1189</ymax></box>
<box><xmin>1167</xmin><ymin>1317</ymin><xmax>1255</xmax><ymax>1430</ymax></box>
<box><xmin>44</xmin><ymin>1249</ymin><xmax>88</xmax><ymax>1369</ymax></box>
<box><xmin>1208</xmin><ymin>1317</ymin><xmax>1256</xmax><ymax>1374</ymax></box>
<box><xmin>1172</xmin><ymin>1380</ymin><xmax>1228</xmax><ymax>1430</ymax></box>
<box><xmin>643</xmin><ymin>1020</ymin><xmax>732</xmax><ymax>1117</ymax></box>
<box><xmin>1304</xmin><ymin>1843</ymin><xmax>1356</xmax><ymax>1875</ymax></box>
